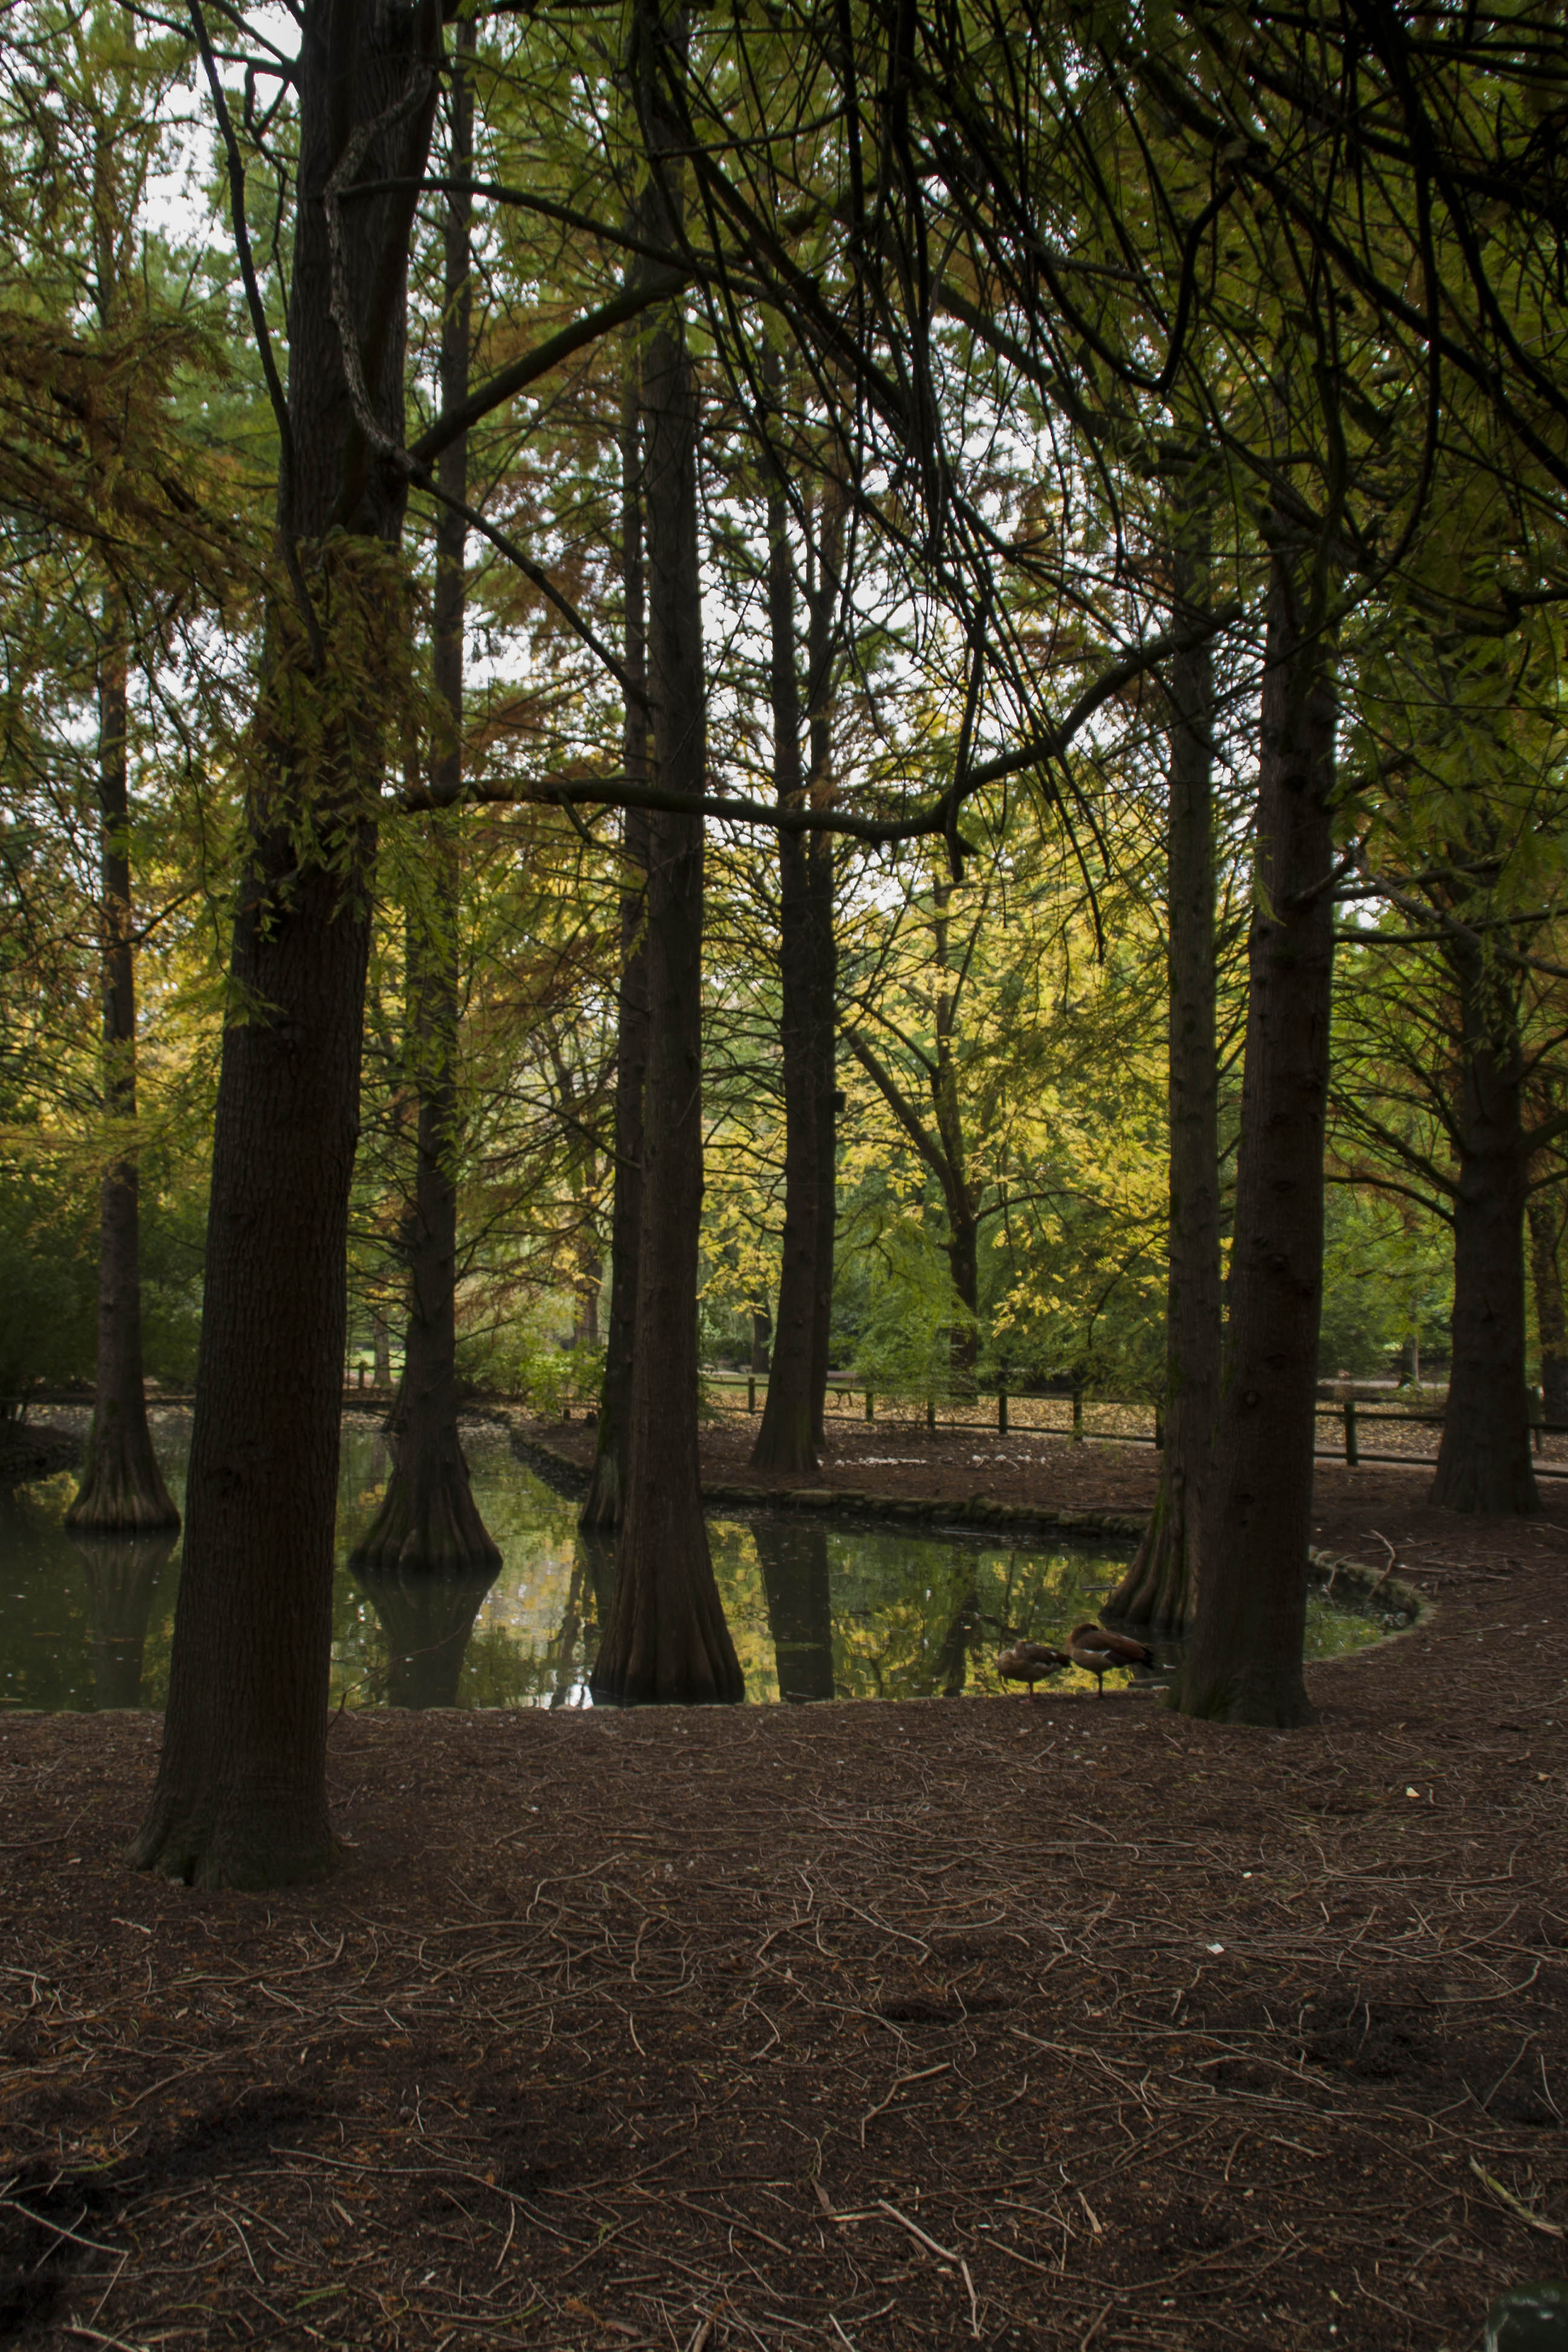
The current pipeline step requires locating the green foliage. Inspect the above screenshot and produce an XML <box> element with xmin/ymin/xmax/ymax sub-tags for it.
<box><xmin>454</xmin><ymin>1296</ymin><xmax>601</xmax><ymax>1414</ymax></box>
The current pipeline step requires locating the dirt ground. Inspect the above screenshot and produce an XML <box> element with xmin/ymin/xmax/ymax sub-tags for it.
<box><xmin>1</xmin><ymin>1426</ymin><xmax>1565</xmax><ymax>2352</ymax></box>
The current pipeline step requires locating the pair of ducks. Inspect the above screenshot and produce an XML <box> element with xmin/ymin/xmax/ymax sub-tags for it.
<box><xmin>997</xmin><ymin>1624</ymin><xmax>1154</xmax><ymax>1696</ymax></box>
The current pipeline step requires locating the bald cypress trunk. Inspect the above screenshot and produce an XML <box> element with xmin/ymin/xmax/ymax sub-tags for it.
<box><xmin>1106</xmin><ymin>515</ymin><xmax>1219</xmax><ymax>1636</ymax></box>
<box><xmin>1530</xmin><ymin>1192</ymin><xmax>1568</xmax><ymax>1424</ymax></box>
<box><xmin>1431</xmin><ymin>961</ymin><xmax>1537</xmax><ymax>1514</ymax></box>
<box><xmin>130</xmin><ymin>0</ymin><xmax>441</xmax><ymax>1886</ymax></box>
<box><xmin>351</xmin><ymin>19</ymin><xmax>497</xmax><ymax>1581</ymax></box>
<box><xmin>752</xmin><ymin>350</ymin><xmax>820</xmax><ymax>1474</ymax></box>
<box><xmin>582</xmin><ymin>316</ymin><xmax>651</xmax><ymax>1529</ymax></box>
<box><xmin>68</xmin><ymin>607</ymin><xmax>179</xmax><ymax>1534</ymax></box>
<box><xmin>589</xmin><ymin>0</ymin><xmax>742</xmax><ymax>1706</ymax></box>
<box><xmin>1174</xmin><ymin>529</ymin><xmax>1336</xmax><ymax>1727</ymax></box>
<box><xmin>805</xmin><ymin>489</ymin><xmax>842</xmax><ymax>1446</ymax></box>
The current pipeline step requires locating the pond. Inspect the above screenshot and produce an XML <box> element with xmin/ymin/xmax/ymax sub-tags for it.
<box><xmin>0</xmin><ymin>1416</ymin><xmax>1382</xmax><ymax>1712</ymax></box>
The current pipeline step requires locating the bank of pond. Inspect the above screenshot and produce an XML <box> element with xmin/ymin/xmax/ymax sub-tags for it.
<box><xmin>0</xmin><ymin>1417</ymin><xmax>1383</xmax><ymax>1713</ymax></box>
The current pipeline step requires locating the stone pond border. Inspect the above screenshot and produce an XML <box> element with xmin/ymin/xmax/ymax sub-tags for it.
<box><xmin>509</xmin><ymin>1428</ymin><xmax>1431</xmax><ymax>1635</ymax></box>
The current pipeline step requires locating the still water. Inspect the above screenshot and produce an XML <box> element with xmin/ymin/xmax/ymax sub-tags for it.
<box><xmin>0</xmin><ymin>1417</ymin><xmax>1379</xmax><ymax>1712</ymax></box>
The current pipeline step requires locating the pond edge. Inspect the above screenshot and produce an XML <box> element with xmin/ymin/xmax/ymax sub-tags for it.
<box><xmin>510</xmin><ymin>1429</ymin><xmax>1430</xmax><ymax>1631</ymax></box>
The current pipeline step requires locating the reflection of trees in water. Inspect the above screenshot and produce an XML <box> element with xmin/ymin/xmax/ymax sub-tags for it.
<box><xmin>753</xmin><ymin>1521</ymin><xmax>835</xmax><ymax>1702</ymax></box>
<box><xmin>351</xmin><ymin>1558</ymin><xmax>501</xmax><ymax>1708</ymax></box>
<box><xmin>930</xmin><ymin>1574</ymin><xmax>984</xmax><ymax>1697</ymax></box>
<box><xmin>68</xmin><ymin>1529</ymin><xmax>177</xmax><ymax>1708</ymax></box>
<box><xmin>575</xmin><ymin>1529</ymin><xmax>619</xmax><ymax>1706</ymax></box>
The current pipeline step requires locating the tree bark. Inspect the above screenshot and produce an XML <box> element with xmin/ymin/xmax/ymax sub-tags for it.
<box><xmin>1530</xmin><ymin>1191</ymin><xmax>1568</xmax><ymax>1424</ymax></box>
<box><xmin>130</xmin><ymin>0</ymin><xmax>440</xmax><ymax>1886</ymax></box>
<box><xmin>1174</xmin><ymin>529</ymin><xmax>1337</xmax><ymax>1726</ymax></box>
<box><xmin>351</xmin><ymin>19</ymin><xmax>497</xmax><ymax>1580</ymax></box>
<box><xmin>67</xmin><ymin>605</ymin><xmax>180</xmax><ymax>1534</ymax></box>
<box><xmin>581</xmin><ymin>309</ymin><xmax>652</xmax><ymax>1529</ymax></box>
<box><xmin>805</xmin><ymin>484</ymin><xmax>843</xmax><ymax>1446</ymax></box>
<box><xmin>589</xmin><ymin>0</ymin><xmax>742</xmax><ymax>1706</ymax></box>
<box><xmin>1430</xmin><ymin>965</ymin><xmax>1537</xmax><ymax>1512</ymax></box>
<box><xmin>754</xmin><ymin>1520</ymin><xmax>835</xmax><ymax>1701</ymax></box>
<box><xmin>753</xmin><ymin>349</ymin><xmax>821</xmax><ymax>1474</ymax></box>
<box><xmin>1106</xmin><ymin>517</ymin><xmax>1220</xmax><ymax>1636</ymax></box>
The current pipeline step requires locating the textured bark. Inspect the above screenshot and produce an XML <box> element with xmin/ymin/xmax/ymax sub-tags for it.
<box><xmin>753</xmin><ymin>352</ymin><xmax>820</xmax><ymax>1475</ymax></box>
<box><xmin>68</xmin><ymin>609</ymin><xmax>180</xmax><ymax>1534</ymax></box>
<box><xmin>754</xmin><ymin>1520</ymin><xmax>835</xmax><ymax>1702</ymax></box>
<box><xmin>353</xmin><ymin>1555</ymin><xmax>500</xmax><ymax>1707</ymax></box>
<box><xmin>71</xmin><ymin>1529</ymin><xmax>177</xmax><ymax>1708</ymax></box>
<box><xmin>1106</xmin><ymin>526</ymin><xmax>1220</xmax><ymax>1637</ymax></box>
<box><xmin>130</xmin><ymin>0</ymin><xmax>440</xmax><ymax>1886</ymax></box>
<box><xmin>1174</xmin><ymin>532</ymin><xmax>1336</xmax><ymax>1727</ymax></box>
<box><xmin>1530</xmin><ymin>1193</ymin><xmax>1568</xmax><ymax>1423</ymax></box>
<box><xmin>352</xmin><ymin>22</ymin><xmax>497</xmax><ymax>1581</ymax></box>
<box><xmin>1431</xmin><ymin>974</ymin><xmax>1538</xmax><ymax>1513</ymax></box>
<box><xmin>805</xmin><ymin>483</ymin><xmax>842</xmax><ymax>1446</ymax></box>
<box><xmin>581</xmin><ymin>319</ymin><xmax>651</xmax><ymax>1530</ymax></box>
<box><xmin>589</xmin><ymin>0</ymin><xmax>742</xmax><ymax>1706</ymax></box>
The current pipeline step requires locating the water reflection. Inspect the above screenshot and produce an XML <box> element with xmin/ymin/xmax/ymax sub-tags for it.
<box><xmin>0</xmin><ymin>1419</ymin><xmax>1382</xmax><ymax>1713</ymax></box>
<box><xmin>754</xmin><ymin>1521</ymin><xmax>835</xmax><ymax>1702</ymax></box>
<box><xmin>351</xmin><ymin>1556</ymin><xmax>503</xmax><ymax>1708</ymax></box>
<box><xmin>70</xmin><ymin>1529</ymin><xmax>178</xmax><ymax>1709</ymax></box>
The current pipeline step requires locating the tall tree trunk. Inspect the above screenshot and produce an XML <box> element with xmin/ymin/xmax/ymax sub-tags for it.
<box><xmin>67</xmin><ymin>603</ymin><xmax>180</xmax><ymax>1533</ymax></box>
<box><xmin>1530</xmin><ymin>1191</ymin><xmax>1568</xmax><ymax>1424</ymax></box>
<box><xmin>753</xmin><ymin>348</ymin><xmax>821</xmax><ymax>1474</ymax></box>
<box><xmin>932</xmin><ymin>882</ymin><xmax>979</xmax><ymax>1392</ymax></box>
<box><xmin>352</xmin><ymin>19</ymin><xmax>497</xmax><ymax>1579</ymax></box>
<box><xmin>755</xmin><ymin>1520</ymin><xmax>835</xmax><ymax>1701</ymax></box>
<box><xmin>590</xmin><ymin>0</ymin><xmax>742</xmax><ymax>1705</ymax></box>
<box><xmin>130</xmin><ymin>0</ymin><xmax>440</xmax><ymax>1886</ymax></box>
<box><xmin>1106</xmin><ymin>517</ymin><xmax>1220</xmax><ymax>1635</ymax></box>
<box><xmin>581</xmin><ymin>309</ymin><xmax>651</xmax><ymax>1529</ymax></box>
<box><xmin>1174</xmin><ymin>530</ymin><xmax>1337</xmax><ymax>1726</ymax></box>
<box><xmin>1431</xmin><ymin>970</ymin><xmax>1537</xmax><ymax>1512</ymax></box>
<box><xmin>805</xmin><ymin>485</ymin><xmax>843</xmax><ymax>1446</ymax></box>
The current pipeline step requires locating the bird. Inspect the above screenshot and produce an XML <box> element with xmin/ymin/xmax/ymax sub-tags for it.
<box><xmin>997</xmin><ymin>1640</ymin><xmax>1071</xmax><ymax>1697</ymax></box>
<box><xmin>1067</xmin><ymin>1623</ymin><xmax>1156</xmax><ymax>1695</ymax></box>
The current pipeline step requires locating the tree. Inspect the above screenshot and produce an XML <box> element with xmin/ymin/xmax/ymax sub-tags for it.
<box><xmin>589</xmin><ymin>0</ymin><xmax>743</xmax><ymax>1706</ymax></box>
<box><xmin>1174</xmin><ymin>519</ymin><xmax>1338</xmax><ymax>1726</ymax></box>
<box><xmin>351</xmin><ymin>20</ymin><xmax>500</xmax><ymax>1581</ymax></box>
<box><xmin>1107</xmin><ymin>485</ymin><xmax>1221</xmax><ymax>1636</ymax></box>
<box><xmin>131</xmin><ymin>0</ymin><xmax>445</xmax><ymax>1885</ymax></box>
<box><xmin>582</xmin><ymin>304</ymin><xmax>652</xmax><ymax>1529</ymax></box>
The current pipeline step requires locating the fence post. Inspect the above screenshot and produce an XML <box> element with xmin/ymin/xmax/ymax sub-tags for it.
<box><xmin>1344</xmin><ymin>1396</ymin><xmax>1359</xmax><ymax>1466</ymax></box>
<box><xmin>864</xmin><ymin>1389</ymin><xmax>874</xmax><ymax>1422</ymax></box>
<box><xmin>747</xmin><ymin>1374</ymin><xmax>756</xmax><ymax>1413</ymax></box>
<box><xmin>927</xmin><ymin>1396</ymin><xmax>936</xmax><ymax>1431</ymax></box>
<box><xmin>1071</xmin><ymin>1383</ymin><xmax>1084</xmax><ymax>1443</ymax></box>
<box><xmin>358</xmin><ymin>1363</ymin><xmax>366</xmax><ymax>1390</ymax></box>
<box><xmin>998</xmin><ymin>1376</ymin><xmax>1008</xmax><ymax>1435</ymax></box>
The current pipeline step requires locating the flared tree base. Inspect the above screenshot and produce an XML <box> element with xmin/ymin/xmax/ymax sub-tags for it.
<box><xmin>1169</xmin><ymin>1666</ymin><xmax>1315</xmax><ymax>1728</ymax></box>
<box><xmin>66</xmin><ymin>1423</ymin><xmax>180</xmax><ymax>1535</ymax></box>
<box><xmin>1103</xmin><ymin>1487</ymin><xmax>1190</xmax><ymax>1636</ymax></box>
<box><xmin>348</xmin><ymin>1444</ymin><xmax>501</xmax><ymax>1579</ymax></box>
<box><xmin>748</xmin><ymin>1422</ymin><xmax>817</xmax><ymax>1475</ymax></box>
<box><xmin>589</xmin><ymin>1572</ymin><xmax>745</xmax><ymax>1708</ymax></box>
<box><xmin>128</xmin><ymin>1787</ymin><xmax>338</xmax><ymax>1892</ymax></box>
<box><xmin>1428</xmin><ymin>1447</ymin><xmax>1538</xmax><ymax>1517</ymax></box>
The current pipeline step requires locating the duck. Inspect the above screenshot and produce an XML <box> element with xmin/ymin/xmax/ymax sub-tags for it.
<box><xmin>1067</xmin><ymin>1623</ymin><xmax>1155</xmax><ymax>1695</ymax></box>
<box><xmin>997</xmin><ymin>1639</ymin><xmax>1071</xmax><ymax>1697</ymax></box>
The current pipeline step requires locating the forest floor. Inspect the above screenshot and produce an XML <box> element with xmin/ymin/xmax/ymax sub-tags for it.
<box><xmin>1</xmin><ymin>1425</ymin><xmax>1565</xmax><ymax>2352</ymax></box>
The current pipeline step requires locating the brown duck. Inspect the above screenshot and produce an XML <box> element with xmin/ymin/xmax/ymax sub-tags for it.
<box><xmin>1067</xmin><ymin>1624</ymin><xmax>1155</xmax><ymax>1694</ymax></box>
<box><xmin>997</xmin><ymin>1640</ymin><xmax>1071</xmax><ymax>1697</ymax></box>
